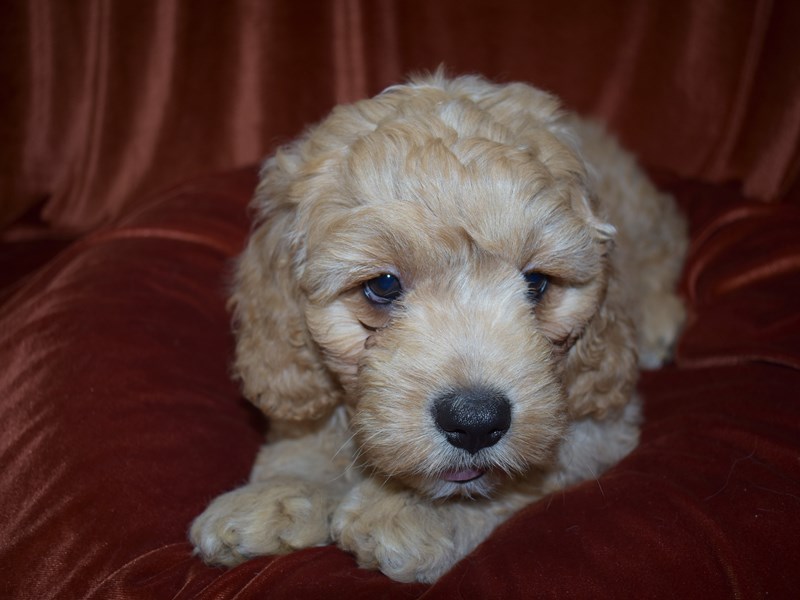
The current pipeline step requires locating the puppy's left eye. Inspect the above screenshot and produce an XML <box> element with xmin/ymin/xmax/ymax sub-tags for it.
<box><xmin>524</xmin><ymin>271</ymin><xmax>548</xmax><ymax>303</ymax></box>
<box><xmin>363</xmin><ymin>273</ymin><xmax>403</xmax><ymax>305</ymax></box>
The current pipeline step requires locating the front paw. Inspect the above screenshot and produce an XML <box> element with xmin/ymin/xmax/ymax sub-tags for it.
<box><xmin>638</xmin><ymin>293</ymin><xmax>686</xmax><ymax>369</ymax></box>
<box><xmin>190</xmin><ymin>478</ymin><xmax>335</xmax><ymax>566</ymax></box>
<box><xmin>331</xmin><ymin>480</ymin><xmax>484</xmax><ymax>583</ymax></box>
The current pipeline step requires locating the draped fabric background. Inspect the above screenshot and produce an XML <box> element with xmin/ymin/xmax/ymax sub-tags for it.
<box><xmin>2</xmin><ymin>1</ymin><xmax>800</xmax><ymax>599</ymax></box>
<box><xmin>3</xmin><ymin>0</ymin><xmax>800</xmax><ymax>235</ymax></box>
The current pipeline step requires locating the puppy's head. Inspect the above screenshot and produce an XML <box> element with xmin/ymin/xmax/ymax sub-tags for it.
<box><xmin>232</xmin><ymin>74</ymin><xmax>637</xmax><ymax>498</ymax></box>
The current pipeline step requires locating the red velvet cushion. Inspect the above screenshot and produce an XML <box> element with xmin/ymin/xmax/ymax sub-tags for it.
<box><xmin>1</xmin><ymin>168</ymin><xmax>799</xmax><ymax>598</ymax></box>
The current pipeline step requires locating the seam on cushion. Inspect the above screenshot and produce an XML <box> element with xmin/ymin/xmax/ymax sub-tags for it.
<box><xmin>0</xmin><ymin>225</ymin><xmax>238</xmax><ymax>315</ymax></box>
<box><xmin>714</xmin><ymin>255</ymin><xmax>800</xmax><ymax>296</ymax></box>
<box><xmin>78</xmin><ymin>226</ymin><xmax>242</xmax><ymax>257</ymax></box>
<box><xmin>676</xmin><ymin>353</ymin><xmax>800</xmax><ymax>372</ymax></box>
<box><xmin>684</xmin><ymin>203</ymin><xmax>796</xmax><ymax>305</ymax></box>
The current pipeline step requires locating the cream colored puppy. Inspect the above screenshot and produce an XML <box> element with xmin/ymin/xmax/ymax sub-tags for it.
<box><xmin>190</xmin><ymin>73</ymin><xmax>687</xmax><ymax>583</ymax></box>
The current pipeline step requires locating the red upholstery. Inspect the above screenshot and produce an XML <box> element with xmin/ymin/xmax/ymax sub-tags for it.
<box><xmin>2</xmin><ymin>2</ymin><xmax>799</xmax><ymax>598</ymax></box>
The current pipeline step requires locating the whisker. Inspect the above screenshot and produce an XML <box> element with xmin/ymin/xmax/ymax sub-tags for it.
<box><xmin>331</xmin><ymin>432</ymin><xmax>358</xmax><ymax>461</ymax></box>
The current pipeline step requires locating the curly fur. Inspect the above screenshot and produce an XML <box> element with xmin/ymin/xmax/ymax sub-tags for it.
<box><xmin>190</xmin><ymin>73</ymin><xmax>687</xmax><ymax>583</ymax></box>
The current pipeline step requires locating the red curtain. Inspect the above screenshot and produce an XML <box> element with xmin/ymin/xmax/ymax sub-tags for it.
<box><xmin>3</xmin><ymin>0</ymin><xmax>800</xmax><ymax>234</ymax></box>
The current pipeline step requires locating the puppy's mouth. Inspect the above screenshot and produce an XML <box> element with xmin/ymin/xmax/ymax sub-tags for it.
<box><xmin>440</xmin><ymin>468</ymin><xmax>485</xmax><ymax>483</ymax></box>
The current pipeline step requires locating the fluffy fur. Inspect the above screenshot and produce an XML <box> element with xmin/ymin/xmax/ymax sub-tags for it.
<box><xmin>190</xmin><ymin>73</ymin><xmax>687</xmax><ymax>583</ymax></box>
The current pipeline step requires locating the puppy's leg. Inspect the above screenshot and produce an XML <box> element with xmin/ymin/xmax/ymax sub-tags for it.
<box><xmin>191</xmin><ymin>408</ymin><xmax>357</xmax><ymax>566</ymax></box>
<box><xmin>637</xmin><ymin>289</ymin><xmax>686</xmax><ymax>368</ymax></box>
<box><xmin>332</xmin><ymin>478</ymin><xmax>528</xmax><ymax>583</ymax></box>
<box><xmin>630</xmin><ymin>195</ymin><xmax>688</xmax><ymax>369</ymax></box>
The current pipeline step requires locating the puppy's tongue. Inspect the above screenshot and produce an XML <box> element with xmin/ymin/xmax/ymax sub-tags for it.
<box><xmin>441</xmin><ymin>468</ymin><xmax>484</xmax><ymax>483</ymax></box>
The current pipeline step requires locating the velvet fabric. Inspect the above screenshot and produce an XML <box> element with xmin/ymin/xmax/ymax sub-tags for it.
<box><xmin>2</xmin><ymin>1</ymin><xmax>800</xmax><ymax>598</ymax></box>
<box><xmin>3</xmin><ymin>0</ymin><xmax>800</xmax><ymax>233</ymax></box>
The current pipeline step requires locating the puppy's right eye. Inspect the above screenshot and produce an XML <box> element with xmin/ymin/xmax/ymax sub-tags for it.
<box><xmin>524</xmin><ymin>271</ymin><xmax>549</xmax><ymax>303</ymax></box>
<box><xmin>363</xmin><ymin>273</ymin><xmax>403</xmax><ymax>305</ymax></box>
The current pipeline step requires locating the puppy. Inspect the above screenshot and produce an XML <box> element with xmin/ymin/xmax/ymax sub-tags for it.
<box><xmin>190</xmin><ymin>73</ymin><xmax>687</xmax><ymax>583</ymax></box>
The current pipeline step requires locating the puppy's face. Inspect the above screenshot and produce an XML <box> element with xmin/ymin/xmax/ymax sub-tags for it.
<box><xmin>290</xmin><ymin>88</ymin><xmax>611</xmax><ymax>498</ymax></box>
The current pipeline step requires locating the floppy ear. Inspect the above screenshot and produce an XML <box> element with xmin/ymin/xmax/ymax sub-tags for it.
<box><xmin>229</xmin><ymin>159</ymin><xmax>342</xmax><ymax>421</ymax></box>
<box><xmin>562</xmin><ymin>275</ymin><xmax>639</xmax><ymax>419</ymax></box>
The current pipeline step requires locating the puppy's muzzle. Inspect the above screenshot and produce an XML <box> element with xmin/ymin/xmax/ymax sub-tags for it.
<box><xmin>432</xmin><ymin>388</ymin><xmax>511</xmax><ymax>455</ymax></box>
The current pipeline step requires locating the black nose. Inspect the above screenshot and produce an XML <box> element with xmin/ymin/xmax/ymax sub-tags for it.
<box><xmin>432</xmin><ymin>388</ymin><xmax>512</xmax><ymax>454</ymax></box>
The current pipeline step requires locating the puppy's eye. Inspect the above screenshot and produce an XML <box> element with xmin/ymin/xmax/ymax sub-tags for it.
<box><xmin>363</xmin><ymin>273</ymin><xmax>403</xmax><ymax>305</ymax></box>
<box><xmin>524</xmin><ymin>271</ymin><xmax>548</xmax><ymax>303</ymax></box>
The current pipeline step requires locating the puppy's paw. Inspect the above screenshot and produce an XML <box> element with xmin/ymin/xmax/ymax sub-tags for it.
<box><xmin>638</xmin><ymin>292</ymin><xmax>686</xmax><ymax>369</ymax></box>
<box><xmin>332</xmin><ymin>480</ymin><xmax>486</xmax><ymax>583</ymax></box>
<box><xmin>190</xmin><ymin>478</ymin><xmax>335</xmax><ymax>566</ymax></box>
